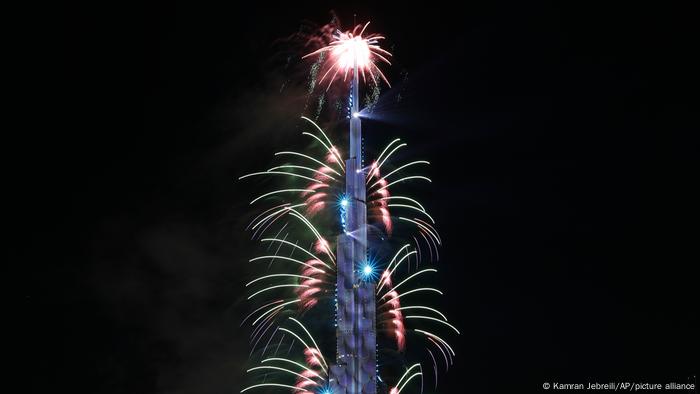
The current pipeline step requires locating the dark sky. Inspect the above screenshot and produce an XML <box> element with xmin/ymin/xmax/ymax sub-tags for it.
<box><xmin>27</xmin><ymin>2</ymin><xmax>698</xmax><ymax>394</ymax></box>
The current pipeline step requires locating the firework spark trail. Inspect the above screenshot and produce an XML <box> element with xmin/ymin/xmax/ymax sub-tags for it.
<box><xmin>260</xmin><ymin>327</ymin><xmax>279</xmax><ymax>359</ymax></box>
<box><xmin>241</xmin><ymin>299</ymin><xmax>284</xmax><ymax>326</ymax></box>
<box><xmin>250</xmin><ymin>309</ymin><xmax>282</xmax><ymax>357</ymax></box>
<box><xmin>265</xmin><ymin>227</ymin><xmax>289</xmax><ymax>268</ymax></box>
<box><xmin>426</xmin><ymin>349</ymin><xmax>439</xmax><ymax>388</ymax></box>
<box><xmin>240</xmin><ymin>18</ymin><xmax>458</xmax><ymax>394</ymax></box>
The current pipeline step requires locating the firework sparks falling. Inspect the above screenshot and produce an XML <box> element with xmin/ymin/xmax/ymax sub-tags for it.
<box><xmin>303</xmin><ymin>22</ymin><xmax>392</xmax><ymax>88</ymax></box>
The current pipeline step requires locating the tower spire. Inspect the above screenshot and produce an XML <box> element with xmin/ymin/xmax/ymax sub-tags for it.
<box><xmin>330</xmin><ymin>32</ymin><xmax>377</xmax><ymax>394</ymax></box>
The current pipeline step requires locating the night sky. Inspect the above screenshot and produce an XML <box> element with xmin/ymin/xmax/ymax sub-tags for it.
<box><xmin>28</xmin><ymin>2</ymin><xmax>698</xmax><ymax>394</ymax></box>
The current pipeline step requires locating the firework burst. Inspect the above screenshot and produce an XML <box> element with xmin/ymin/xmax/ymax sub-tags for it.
<box><xmin>303</xmin><ymin>22</ymin><xmax>392</xmax><ymax>88</ymax></box>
